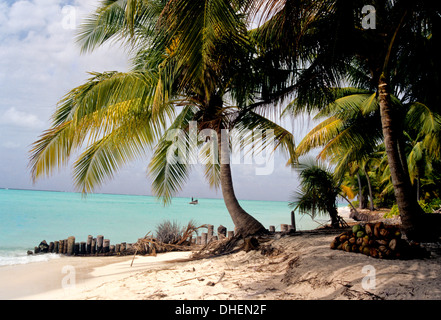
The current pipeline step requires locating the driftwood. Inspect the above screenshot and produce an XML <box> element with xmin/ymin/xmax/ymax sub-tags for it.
<box><xmin>130</xmin><ymin>223</ymin><xmax>208</xmax><ymax>267</ymax></box>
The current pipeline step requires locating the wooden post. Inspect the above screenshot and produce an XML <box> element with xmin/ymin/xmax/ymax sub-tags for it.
<box><xmin>197</xmin><ymin>236</ymin><xmax>202</xmax><ymax>245</ymax></box>
<box><xmin>74</xmin><ymin>243</ymin><xmax>80</xmax><ymax>255</ymax></box>
<box><xmin>97</xmin><ymin>235</ymin><xmax>104</xmax><ymax>253</ymax></box>
<box><xmin>207</xmin><ymin>225</ymin><xmax>214</xmax><ymax>242</ymax></box>
<box><xmin>64</xmin><ymin>239</ymin><xmax>68</xmax><ymax>254</ymax></box>
<box><xmin>67</xmin><ymin>236</ymin><xmax>75</xmax><ymax>256</ymax></box>
<box><xmin>54</xmin><ymin>241</ymin><xmax>59</xmax><ymax>254</ymax></box>
<box><xmin>80</xmin><ymin>242</ymin><xmax>86</xmax><ymax>254</ymax></box>
<box><xmin>110</xmin><ymin>245</ymin><xmax>115</xmax><ymax>254</ymax></box>
<box><xmin>115</xmin><ymin>244</ymin><xmax>120</xmax><ymax>253</ymax></box>
<box><xmin>281</xmin><ymin>224</ymin><xmax>289</xmax><ymax>232</ymax></box>
<box><xmin>103</xmin><ymin>239</ymin><xmax>110</xmax><ymax>253</ymax></box>
<box><xmin>291</xmin><ymin>210</ymin><xmax>296</xmax><ymax>232</ymax></box>
<box><xmin>48</xmin><ymin>242</ymin><xmax>54</xmax><ymax>253</ymax></box>
<box><xmin>217</xmin><ymin>225</ymin><xmax>227</xmax><ymax>239</ymax></box>
<box><xmin>227</xmin><ymin>231</ymin><xmax>234</xmax><ymax>238</ymax></box>
<box><xmin>87</xmin><ymin>235</ymin><xmax>93</xmax><ymax>254</ymax></box>
<box><xmin>91</xmin><ymin>238</ymin><xmax>97</xmax><ymax>254</ymax></box>
<box><xmin>201</xmin><ymin>232</ymin><xmax>208</xmax><ymax>245</ymax></box>
<box><xmin>121</xmin><ymin>242</ymin><xmax>126</xmax><ymax>252</ymax></box>
<box><xmin>269</xmin><ymin>225</ymin><xmax>275</xmax><ymax>232</ymax></box>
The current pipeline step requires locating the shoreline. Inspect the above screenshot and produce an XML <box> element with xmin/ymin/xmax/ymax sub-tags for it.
<box><xmin>3</xmin><ymin>207</ymin><xmax>440</xmax><ymax>301</ymax></box>
<box><xmin>0</xmin><ymin>252</ymin><xmax>193</xmax><ymax>300</ymax></box>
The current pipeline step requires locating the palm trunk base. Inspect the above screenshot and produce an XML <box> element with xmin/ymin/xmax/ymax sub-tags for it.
<box><xmin>231</xmin><ymin>213</ymin><xmax>268</xmax><ymax>238</ymax></box>
<box><xmin>401</xmin><ymin>213</ymin><xmax>441</xmax><ymax>242</ymax></box>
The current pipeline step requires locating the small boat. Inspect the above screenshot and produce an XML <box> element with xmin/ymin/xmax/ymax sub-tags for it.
<box><xmin>189</xmin><ymin>197</ymin><xmax>198</xmax><ymax>205</ymax></box>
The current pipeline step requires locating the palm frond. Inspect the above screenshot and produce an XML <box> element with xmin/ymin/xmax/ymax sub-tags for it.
<box><xmin>148</xmin><ymin>105</ymin><xmax>198</xmax><ymax>205</ymax></box>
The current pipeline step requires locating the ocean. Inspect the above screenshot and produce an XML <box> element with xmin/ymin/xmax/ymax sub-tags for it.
<box><xmin>0</xmin><ymin>188</ymin><xmax>329</xmax><ymax>266</ymax></box>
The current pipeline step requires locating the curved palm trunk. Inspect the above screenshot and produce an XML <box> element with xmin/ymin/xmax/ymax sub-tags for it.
<box><xmin>378</xmin><ymin>76</ymin><xmax>426</xmax><ymax>239</ymax></box>
<box><xmin>363</xmin><ymin>167</ymin><xmax>374</xmax><ymax>211</ymax></box>
<box><xmin>217</xmin><ymin>127</ymin><xmax>267</xmax><ymax>237</ymax></box>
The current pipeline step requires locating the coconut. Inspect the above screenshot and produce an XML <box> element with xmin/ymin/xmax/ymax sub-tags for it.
<box><xmin>349</xmin><ymin>237</ymin><xmax>356</xmax><ymax>244</ymax></box>
<box><xmin>356</xmin><ymin>230</ymin><xmax>365</xmax><ymax>238</ymax></box>
<box><xmin>352</xmin><ymin>224</ymin><xmax>362</xmax><ymax>234</ymax></box>
<box><xmin>356</xmin><ymin>238</ymin><xmax>363</xmax><ymax>246</ymax></box>
<box><xmin>389</xmin><ymin>238</ymin><xmax>398</xmax><ymax>251</ymax></box>
<box><xmin>362</xmin><ymin>246</ymin><xmax>371</xmax><ymax>255</ymax></box>
<box><xmin>339</xmin><ymin>235</ymin><xmax>349</xmax><ymax>242</ymax></box>
<box><xmin>365</xmin><ymin>223</ymin><xmax>374</xmax><ymax>236</ymax></box>
<box><xmin>370</xmin><ymin>248</ymin><xmax>379</xmax><ymax>258</ymax></box>
<box><xmin>380</xmin><ymin>228</ymin><xmax>390</xmax><ymax>238</ymax></box>
<box><xmin>374</xmin><ymin>222</ymin><xmax>384</xmax><ymax>238</ymax></box>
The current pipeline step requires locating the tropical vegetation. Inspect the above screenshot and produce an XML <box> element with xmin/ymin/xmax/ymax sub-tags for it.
<box><xmin>29</xmin><ymin>0</ymin><xmax>441</xmax><ymax>240</ymax></box>
<box><xmin>29</xmin><ymin>0</ymin><xmax>297</xmax><ymax>237</ymax></box>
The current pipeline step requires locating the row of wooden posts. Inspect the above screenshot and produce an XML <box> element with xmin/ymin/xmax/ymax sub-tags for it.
<box><xmin>30</xmin><ymin>212</ymin><xmax>296</xmax><ymax>256</ymax></box>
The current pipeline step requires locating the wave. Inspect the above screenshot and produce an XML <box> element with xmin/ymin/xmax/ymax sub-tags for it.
<box><xmin>0</xmin><ymin>250</ymin><xmax>61</xmax><ymax>266</ymax></box>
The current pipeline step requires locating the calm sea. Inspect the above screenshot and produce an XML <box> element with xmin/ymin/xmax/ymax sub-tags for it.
<box><xmin>0</xmin><ymin>188</ymin><xmax>328</xmax><ymax>266</ymax></box>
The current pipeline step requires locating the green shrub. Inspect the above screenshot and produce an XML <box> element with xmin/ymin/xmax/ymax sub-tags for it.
<box><xmin>384</xmin><ymin>204</ymin><xmax>399</xmax><ymax>218</ymax></box>
<box><xmin>383</xmin><ymin>199</ymin><xmax>441</xmax><ymax>218</ymax></box>
<box><xmin>155</xmin><ymin>220</ymin><xmax>183</xmax><ymax>244</ymax></box>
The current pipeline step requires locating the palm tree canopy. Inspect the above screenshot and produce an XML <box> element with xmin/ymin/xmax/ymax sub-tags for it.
<box><xmin>29</xmin><ymin>0</ymin><xmax>297</xmax><ymax>206</ymax></box>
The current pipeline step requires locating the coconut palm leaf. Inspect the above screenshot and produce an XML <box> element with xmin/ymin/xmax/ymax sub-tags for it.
<box><xmin>148</xmin><ymin>105</ymin><xmax>198</xmax><ymax>204</ymax></box>
<box><xmin>234</xmin><ymin>110</ymin><xmax>297</xmax><ymax>166</ymax></box>
<box><xmin>73</xmin><ymin>112</ymin><xmax>157</xmax><ymax>193</ymax></box>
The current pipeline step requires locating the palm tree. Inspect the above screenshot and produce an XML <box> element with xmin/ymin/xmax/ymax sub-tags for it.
<box><xmin>290</xmin><ymin>158</ymin><xmax>354</xmax><ymax>228</ymax></box>
<box><xmin>249</xmin><ymin>0</ymin><xmax>441</xmax><ymax>240</ymax></box>
<box><xmin>29</xmin><ymin>0</ymin><xmax>297</xmax><ymax>237</ymax></box>
<box><xmin>290</xmin><ymin>84</ymin><xmax>441</xmax><ymax>212</ymax></box>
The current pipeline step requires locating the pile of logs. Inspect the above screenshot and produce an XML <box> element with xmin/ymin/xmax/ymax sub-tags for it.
<box><xmin>330</xmin><ymin>222</ymin><xmax>430</xmax><ymax>259</ymax></box>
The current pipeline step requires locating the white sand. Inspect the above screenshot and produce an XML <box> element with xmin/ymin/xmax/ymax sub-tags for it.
<box><xmin>4</xmin><ymin>232</ymin><xmax>439</xmax><ymax>300</ymax></box>
<box><xmin>2</xmin><ymin>208</ymin><xmax>440</xmax><ymax>300</ymax></box>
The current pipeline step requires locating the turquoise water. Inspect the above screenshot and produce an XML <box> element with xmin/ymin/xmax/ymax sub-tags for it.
<box><xmin>0</xmin><ymin>188</ymin><xmax>328</xmax><ymax>265</ymax></box>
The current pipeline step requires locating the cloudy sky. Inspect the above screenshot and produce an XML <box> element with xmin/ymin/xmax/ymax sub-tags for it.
<box><xmin>0</xmin><ymin>0</ymin><xmax>316</xmax><ymax>202</ymax></box>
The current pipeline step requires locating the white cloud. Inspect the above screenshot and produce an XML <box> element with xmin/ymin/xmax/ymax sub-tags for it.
<box><xmin>0</xmin><ymin>107</ymin><xmax>45</xmax><ymax>129</ymax></box>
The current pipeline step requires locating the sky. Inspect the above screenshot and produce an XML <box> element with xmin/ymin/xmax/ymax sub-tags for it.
<box><xmin>0</xmin><ymin>0</ymin><xmax>317</xmax><ymax>202</ymax></box>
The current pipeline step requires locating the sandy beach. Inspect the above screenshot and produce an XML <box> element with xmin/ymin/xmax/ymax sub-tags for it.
<box><xmin>2</xmin><ymin>207</ymin><xmax>441</xmax><ymax>301</ymax></box>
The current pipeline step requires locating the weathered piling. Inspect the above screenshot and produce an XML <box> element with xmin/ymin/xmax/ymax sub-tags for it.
<box><xmin>97</xmin><ymin>235</ymin><xmax>104</xmax><ymax>253</ymax></box>
<box><xmin>91</xmin><ymin>238</ymin><xmax>97</xmax><ymax>254</ymax></box>
<box><xmin>217</xmin><ymin>225</ymin><xmax>227</xmax><ymax>239</ymax></box>
<box><xmin>80</xmin><ymin>242</ymin><xmax>86</xmax><ymax>255</ymax></box>
<box><xmin>87</xmin><ymin>235</ymin><xmax>93</xmax><ymax>254</ymax></box>
<box><xmin>48</xmin><ymin>242</ymin><xmax>54</xmax><ymax>253</ymax></box>
<box><xmin>281</xmin><ymin>224</ymin><xmax>289</xmax><ymax>232</ymax></box>
<box><xmin>291</xmin><ymin>210</ymin><xmax>296</xmax><ymax>232</ymax></box>
<box><xmin>54</xmin><ymin>241</ymin><xmax>59</xmax><ymax>254</ymax></box>
<box><xmin>207</xmin><ymin>225</ymin><xmax>214</xmax><ymax>241</ymax></box>
<box><xmin>67</xmin><ymin>236</ymin><xmax>75</xmax><ymax>256</ymax></box>
<box><xmin>201</xmin><ymin>232</ymin><xmax>208</xmax><ymax>245</ymax></box>
<box><xmin>103</xmin><ymin>239</ymin><xmax>110</xmax><ymax>253</ymax></box>
<box><xmin>74</xmin><ymin>243</ymin><xmax>80</xmax><ymax>255</ymax></box>
<box><xmin>269</xmin><ymin>225</ymin><xmax>275</xmax><ymax>232</ymax></box>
